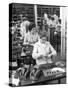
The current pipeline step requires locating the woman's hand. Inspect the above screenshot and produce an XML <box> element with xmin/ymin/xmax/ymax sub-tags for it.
<box><xmin>37</xmin><ymin>55</ymin><xmax>44</xmax><ymax>59</ymax></box>
<box><xmin>47</xmin><ymin>54</ymin><xmax>52</xmax><ymax>58</ymax></box>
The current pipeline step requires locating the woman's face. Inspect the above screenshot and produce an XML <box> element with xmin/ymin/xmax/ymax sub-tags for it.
<box><xmin>31</xmin><ymin>29</ymin><xmax>37</xmax><ymax>34</ymax></box>
<box><xmin>40</xmin><ymin>37</ymin><xmax>47</xmax><ymax>43</ymax></box>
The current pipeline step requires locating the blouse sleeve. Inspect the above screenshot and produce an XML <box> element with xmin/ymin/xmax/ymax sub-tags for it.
<box><xmin>49</xmin><ymin>43</ymin><xmax>57</xmax><ymax>56</ymax></box>
<box><xmin>32</xmin><ymin>44</ymin><xmax>42</xmax><ymax>59</ymax></box>
<box><xmin>23</xmin><ymin>34</ymin><xmax>28</xmax><ymax>44</ymax></box>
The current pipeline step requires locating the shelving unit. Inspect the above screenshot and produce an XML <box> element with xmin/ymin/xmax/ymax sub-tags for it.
<box><xmin>12</xmin><ymin>3</ymin><xmax>35</xmax><ymax>23</ymax></box>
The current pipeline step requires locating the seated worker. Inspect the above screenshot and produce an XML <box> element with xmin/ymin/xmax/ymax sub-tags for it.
<box><xmin>32</xmin><ymin>31</ymin><xmax>57</xmax><ymax>65</ymax></box>
<box><xmin>23</xmin><ymin>27</ymin><xmax>39</xmax><ymax>45</ymax></box>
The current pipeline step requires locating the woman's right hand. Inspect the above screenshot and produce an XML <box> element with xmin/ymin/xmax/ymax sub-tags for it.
<box><xmin>37</xmin><ymin>55</ymin><xmax>44</xmax><ymax>59</ymax></box>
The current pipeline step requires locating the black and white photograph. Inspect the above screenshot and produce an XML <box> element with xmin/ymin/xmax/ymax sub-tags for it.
<box><xmin>9</xmin><ymin>3</ymin><xmax>67</xmax><ymax>87</ymax></box>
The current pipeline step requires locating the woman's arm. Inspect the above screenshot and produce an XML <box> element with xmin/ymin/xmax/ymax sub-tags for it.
<box><xmin>23</xmin><ymin>34</ymin><xmax>29</xmax><ymax>44</ymax></box>
<box><xmin>48</xmin><ymin>43</ymin><xmax>57</xmax><ymax>57</ymax></box>
<box><xmin>32</xmin><ymin>44</ymin><xmax>43</xmax><ymax>59</ymax></box>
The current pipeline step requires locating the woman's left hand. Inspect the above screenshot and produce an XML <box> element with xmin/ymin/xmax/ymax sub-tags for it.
<box><xmin>47</xmin><ymin>54</ymin><xmax>52</xmax><ymax>58</ymax></box>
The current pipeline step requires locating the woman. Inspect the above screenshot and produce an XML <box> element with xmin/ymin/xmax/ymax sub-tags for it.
<box><xmin>32</xmin><ymin>31</ymin><xmax>57</xmax><ymax>65</ymax></box>
<box><xmin>20</xmin><ymin>17</ymin><xmax>30</xmax><ymax>39</ymax></box>
<box><xmin>23</xmin><ymin>27</ymin><xmax>39</xmax><ymax>45</ymax></box>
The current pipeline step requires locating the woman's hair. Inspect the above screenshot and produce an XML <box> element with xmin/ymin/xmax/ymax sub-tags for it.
<box><xmin>39</xmin><ymin>31</ymin><xmax>47</xmax><ymax>38</ymax></box>
<box><xmin>50</xmin><ymin>16</ymin><xmax>54</xmax><ymax>21</ymax></box>
<box><xmin>58</xmin><ymin>19</ymin><xmax>61</xmax><ymax>24</ymax></box>
<box><xmin>48</xmin><ymin>14</ymin><xmax>51</xmax><ymax>19</ymax></box>
<box><xmin>29</xmin><ymin>23</ymin><xmax>36</xmax><ymax>31</ymax></box>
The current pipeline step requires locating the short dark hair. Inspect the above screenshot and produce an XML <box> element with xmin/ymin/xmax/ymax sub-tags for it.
<box><xmin>58</xmin><ymin>19</ymin><xmax>61</xmax><ymax>24</ymax></box>
<box><xmin>29</xmin><ymin>23</ymin><xmax>36</xmax><ymax>31</ymax></box>
<box><xmin>39</xmin><ymin>31</ymin><xmax>47</xmax><ymax>38</ymax></box>
<box><xmin>51</xmin><ymin>16</ymin><xmax>54</xmax><ymax>21</ymax></box>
